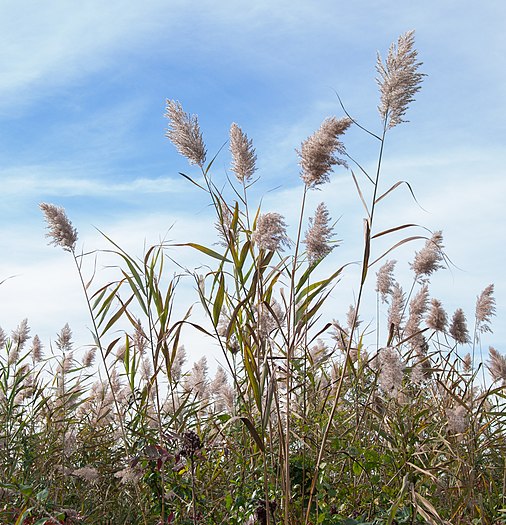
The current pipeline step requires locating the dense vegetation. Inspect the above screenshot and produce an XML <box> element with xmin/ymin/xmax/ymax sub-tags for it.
<box><xmin>1</xmin><ymin>31</ymin><xmax>505</xmax><ymax>525</ymax></box>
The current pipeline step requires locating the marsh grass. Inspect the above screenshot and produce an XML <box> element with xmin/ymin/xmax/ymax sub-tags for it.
<box><xmin>1</xmin><ymin>31</ymin><xmax>505</xmax><ymax>525</ymax></box>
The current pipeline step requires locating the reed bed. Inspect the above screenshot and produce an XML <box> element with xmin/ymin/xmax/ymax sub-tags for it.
<box><xmin>1</xmin><ymin>31</ymin><xmax>505</xmax><ymax>525</ymax></box>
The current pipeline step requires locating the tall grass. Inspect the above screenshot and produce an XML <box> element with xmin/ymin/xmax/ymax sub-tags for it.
<box><xmin>1</xmin><ymin>31</ymin><xmax>505</xmax><ymax>525</ymax></box>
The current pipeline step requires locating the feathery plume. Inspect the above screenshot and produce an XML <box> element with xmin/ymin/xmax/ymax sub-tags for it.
<box><xmin>215</xmin><ymin>198</ymin><xmax>234</xmax><ymax>247</ymax></box>
<box><xmin>115</xmin><ymin>344</ymin><xmax>127</xmax><ymax>362</ymax></box>
<box><xmin>73</xmin><ymin>466</ymin><xmax>99</xmax><ymax>482</ymax></box>
<box><xmin>210</xmin><ymin>367</ymin><xmax>234</xmax><ymax>412</ymax></box>
<box><xmin>252</xmin><ymin>212</ymin><xmax>290</xmax><ymax>251</ymax></box>
<box><xmin>304</xmin><ymin>202</ymin><xmax>336</xmax><ymax>263</ymax></box>
<box><xmin>446</xmin><ymin>405</ymin><xmax>469</xmax><ymax>435</ymax></box>
<box><xmin>462</xmin><ymin>353</ymin><xmax>472</xmax><ymax>373</ymax></box>
<box><xmin>12</xmin><ymin>319</ymin><xmax>30</xmax><ymax>350</ymax></box>
<box><xmin>56</xmin><ymin>323</ymin><xmax>73</xmax><ymax>353</ymax></box>
<box><xmin>404</xmin><ymin>285</ymin><xmax>429</xmax><ymax>339</ymax></box>
<box><xmin>114</xmin><ymin>464</ymin><xmax>143</xmax><ymax>485</ymax></box>
<box><xmin>426</xmin><ymin>298</ymin><xmax>447</xmax><ymax>332</ymax></box>
<box><xmin>40</xmin><ymin>203</ymin><xmax>78</xmax><ymax>252</ymax></box>
<box><xmin>298</xmin><ymin>116</ymin><xmax>352</xmax><ymax>187</ymax></box>
<box><xmin>171</xmin><ymin>345</ymin><xmax>186</xmax><ymax>382</ymax></box>
<box><xmin>388</xmin><ymin>282</ymin><xmax>405</xmax><ymax>334</ymax></box>
<box><xmin>184</xmin><ymin>356</ymin><xmax>209</xmax><ymax>400</ymax></box>
<box><xmin>230</xmin><ymin>123</ymin><xmax>257</xmax><ymax>182</ymax></box>
<box><xmin>257</xmin><ymin>299</ymin><xmax>285</xmax><ymax>339</ymax></box>
<box><xmin>141</xmin><ymin>357</ymin><xmax>153</xmax><ymax>382</ymax></box>
<box><xmin>31</xmin><ymin>334</ymin><xmax>43</xmax><ymax>362</ymax></box>
<box><xmin>309</xmin><ymin>339</ymin><xmax>329</xmax><ymax>367</ymax></box>
<box><xmin>376</xmin><ymin>260</ymin><xmax>396</xmax><ymax>302</ymax></box>
<box><xmin>0</xmin><ymin>327</ymin><xmax>5</xmax><ymax>348</ymax></box>
<box><xmin>410</xmin><ymin>231</ymin><xmax>444</xmax><ymax>278</ymax></box>
<box><xmin>57</xmin><ymin>351</ymin><xmax>74</xmax><ymax>374</ymax></box>
<box><xmin>82</xmin><ymin>347</ymin><xmax>96</xmax><ymax>368</ymax></box>
<box><xmin>377</xmin><ymin>347</ymin><xmax>404</xmax><ymax>398</ymax></box>
<box><xmin>449</xmin><ymin>308</ymin><xmax>470</xmax><ymax>344</ymax></box>
<box><xmin>132</xmin><ymin>319</ymin><xmax>148</xmax><ymax>355</ymax></box>
<box><xmin>346</xmin><ymin>304</ymin><xmax>361</xmax><ymax>332</ymax></box>
<box><xmin>475</xmin><ymin>284</ymin><xmax>496</xmax><ymax>334</ymax></box>
<box><xmin>376</xmin><ymin>30</ymin><xmax>424</xmax><ymax>129</ymax></box>
<box><xmin>165</xmin><ymin>100</ymin><xmax>207</xmax><ymax>166</ymax></box>
<box><xmin>487</xmin><ymin>347</ymin><xmax>506</xmax><ymax>385</ymax></box>
<box><xmin>109</xmin><ymin>367</ymin><xmax>122</xmax><ymax>394</ymax></box>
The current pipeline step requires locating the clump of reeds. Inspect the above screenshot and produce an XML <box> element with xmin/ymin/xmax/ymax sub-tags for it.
<box><xmin>1</xmin><ymin>30</ymin><xmax>503</xmax><ymax>525</ymax></box>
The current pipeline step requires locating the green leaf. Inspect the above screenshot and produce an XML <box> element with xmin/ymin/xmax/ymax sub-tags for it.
<box><xmin>172</xmin><ymin>243</ymin><xmax>231</xmax><ymax>263</ymax></box>
<box><xmin>213</xmin><ymin>274</ymin><xmax>225</xmax><ymax>327</ymax></box>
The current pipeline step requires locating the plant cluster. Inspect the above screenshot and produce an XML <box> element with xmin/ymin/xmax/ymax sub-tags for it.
<box><xmin>1</xmin><ymin>31</ymin><xmax>505</xmax><ymax>525</ymax></box>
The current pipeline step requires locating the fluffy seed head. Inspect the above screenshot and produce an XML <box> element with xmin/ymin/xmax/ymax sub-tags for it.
<box><xmin>31</xmin><ymin>334</ymin><xmax>43</xmax><ymax>362</ymax></box>
<box><xmin>165</xmin><ymin>100</ymin><xmax>207</xmax><ymax>166</ymax></box>
<box><xmin>82</xmin><ymin>347</ymin><xmax>96</xmax><ymax>368</ymax></box>
<box><xmin>252</xmin><ymin>212</ymin><xmax>290</xmax><ymax>252</ymax></box>
<box><xmin>40</xmin><ymin>203</ymin><xmax>78</xmax><ymax>252</ymax></box>
<box><xmin>405</xmin><ymin>285</ymin><xmax>429</xmax><ymax>339</ymax></box>
<box><xmin>230</xmin><ymin>123</ymin><xmax>257</xmax><ymax>182</ymax></box>
<box><xmin>475</xmin><ymin>284</ymin><xmax>496</xmax><ymax>334</ymax></box>
<box><xmin>426</xmin><ymin>298</ymin><xmax>448</xmax><ymax>332</ymax></box>
<box><xmin>462</xmin><ymin>353</ymin><xmax>472</xmax><ymax>372</ymax></box>
<box><xmin>298</xmin><ymin>116</ymin><xmax>352</xmax><ymax>187</ymax></box>
<box><xmin>376</xmin><ymin>30</ymin><xmax>425</xmax><ymax>129</ymax></box>
<box><xmin>304</xmin><ymin>202</ymin><xmax>336</xmax><ymax>263</ymax></box>
<box><xmin>449</xmin><ymin>308</ymin><xmax>470</xmax><ymax>344</ymax></box>
<box><xmin>387</xmin><ymin>282</ymin><xmax>405</xmax><ymax>334</ymax></box>
<box><xmin>12</xmin><ymin>319</ymin><xmax>30</xmax><ymax>350</ymax></box>
<box><xmin>376</xmin><ymin>260</ymin><xmax>397</xmax><ymax>302</ymax></box>
<box><xmin>446</xmin><ymin>405</ymin><xmax>469</xmax><ymax>435</ymax></box>
<box><xmin>410</xmin><ymin>231</ymin><xmax>445</xmax><ymax>278</ymax></box>
<box><xmin>184</xmin><ymin>356</ymin><xmax>209</xmax><ymax>400</ymax></box>
<box><xmin>73</xmin><ymin>466</ymin><xmax>99</xmax><ymax>482</ymax></box>
<box><xmin>487</xmin><ymin>347</ymin><xmax>506</xmax><ymax>385</ymax></box>
<box><xmin>56</xmin><ymin>323</ymin><xmax>73</xmax><ymax>353</ymax></box>
<box><xmin>377</xmin><ymin>347</ymin><xmax>404</xmax><ymax>398</ymax></box>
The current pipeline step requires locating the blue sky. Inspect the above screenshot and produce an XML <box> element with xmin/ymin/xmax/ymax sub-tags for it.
<box><xmin>1</xmin><ymin>1</ymin><xmax>504</xmax><ymax>366</ymax></box>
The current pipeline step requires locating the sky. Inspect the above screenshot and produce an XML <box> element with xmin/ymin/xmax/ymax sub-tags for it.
<box><xmin>0</xmin><ymin>1</ymin><xmax>505</xmax><ymax>371</ymax></box>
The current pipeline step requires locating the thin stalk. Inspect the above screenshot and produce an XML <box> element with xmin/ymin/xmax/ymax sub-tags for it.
<box><xmin>284</xmin><ymin>184</ymin><xmax>309</xmax><ymax>525</ymax></box>
<box><xmin>71</xmin><ymin>251</ymin><xmax>149</xmax><ymax>525</ymax></box>
<box><xmin>305</xmin><ymin>123</ymin><xmax>387</xmax><ymax>523</ymax></box>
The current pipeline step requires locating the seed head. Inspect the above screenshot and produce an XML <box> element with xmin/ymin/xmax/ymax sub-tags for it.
<box><xmin>404</xmin><ymin>285</ymin><xmax>429</xmax><ymax>342</ymax></box>
<box><xmin>462</xmin><ymin>353</ymin><xmax>472</xmax><ymax>373</ymax></box>
<box><xmin>252</xmin><ymin>212</ymin><xmax>290</xmax><ymax>252</ymax></box>
<box><xmin>12</xmin><ymin>319</ymin><xmax>30</xmax><ymax>350</ymax></box>
<box><xmin>40</xmin><ymin>203</ymin><xmax>78</xmax><ymax>252</ymax></box>
<box><xmin>487</xmin><ymin>347</ymin><xmax>506</xmax><ymax>385</ymax></box>
<box><xmin>298</xmin><ymin>116</ymin><xmax>352</xmax><ymax>187</ymax></box>
<box><xmin>304</xmin><ymin>202</ymin><xmax>336</xmax><ymax>264</ymax></box>
<box><xmin>73</xmin><ymin>466</ymin><xmax>99</xmax><ymax>482</ymax></box>
<box><xmin>165</xmin><ymin>100</ymin><xmax>207</xmax><ymax>167</ymax></box>
<box><xmin>376</xmin><ymin>260</ymin><xmax>397</xmax><ymax>302</ymax></box>
<box><xmin>31</xmin><ymin>334</ymin><xmax>43</xmax><ymax>362</ymax></box>
<box><xmin>230</xmin><ymin>123</ymin><xmax>257</xmax><ymax>182</ymax></box>
<box><xmin>387</xmin><ymin>282</ymin><xmax>405</xmax><ymax>334</ymax></box>
<box><xmin>82</xmin><ymin>347</ymin><xmax>96</xmax><ymax>368</ymax></box>
<box><xmin>56</xmin><ymin>323</ymin><xmax>73</xmax><ymax>353</ymax></box>
<box><xmin>184</xmin><ymin>356</ymin><xmax>209</xmax><ymax>399</ymax></box>
<box><xmin>377</xmin><ymin>347</ymin><xmax>404</xmax><ymax>398</ymax></box>
<box><xmin>376</xmin><ymin>30</ymin><xmax>425</xmax><ymax>129</ymax></box>
<box><xmin>426</xmin><ymin>298</ymin><xmax>447</xmax><ymax>332</ymax></box>
<box><xmin>475</xmin><ymin>284</ymin><xmax>496</xmax><ymax>334</ymax></box>
<box><xmin>410</xmin><ymin>231</ymin><xmax>445</xmax><ymax>278</ymax></box>
<box><xmin>449</xmin><ymin>308</ymin><xmax>470</xmax><ymax>344</ymax></box>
